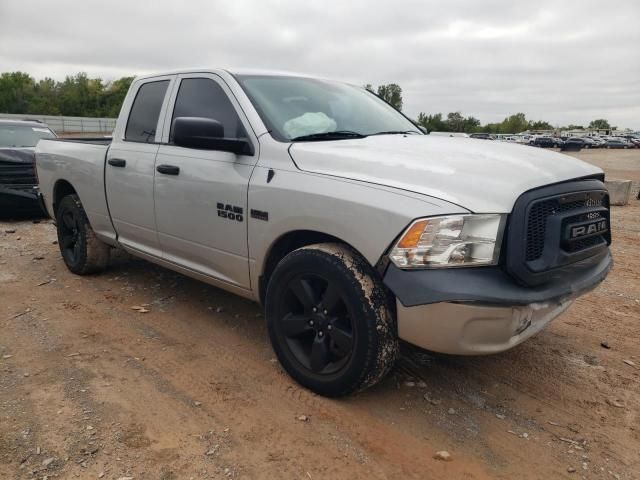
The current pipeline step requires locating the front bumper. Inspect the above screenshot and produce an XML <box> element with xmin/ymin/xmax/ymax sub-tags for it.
<box><xmin>396</xmin><ymin>298</ymin><xmax>573</xmax><ymax>355</ymax></box>
<box><xmin>384</xmin><ymin>249</ymin><xmax>612</xmax><ymax>355</ymax></box>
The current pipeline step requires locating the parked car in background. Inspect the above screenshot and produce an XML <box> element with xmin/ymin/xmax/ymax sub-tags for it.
<box><xmin>604</xmin><ymin>138</ymin><xmax>632</xmax><ymax>149</ymax></box>
<box><xmin>552</xmin><ymin>137</ymin><xmax>565</xmax><ymax>148</ymax></box>
<box><xmin>561</xmin><ymin>137</ymin><xmax>585</xmax><ymax>151</ymax></box>
<box><xmin>469</xmin><ymin>133</ymin><xmax>494</xmax><ymax>140</ymax></box>
<box><xmin>617</xmin><ymin>137</ymin><xmax>639</xmax><ymax>148</ymax></box>
<box><xmin>0</xmin><ymin>119</ymin><xmax>56</xmax><ymax>217</ymax></box>
<box><xmin>494</xmin><ymin>134</ymin><xmax>516</xmax><ymax>142</ymax></box>
<box><xmin>629</xmin><ymin>138</ymin><xmax>640</xmax><ymax>148</ymax></box>
<box><xmin>580</xmin><ymin>137</ymin><xmax>598</xmax><ymax>149</ymax></box>
<box><xmin>530</xmin><ymin>137</ymin><xmax>555</xmax><ymax>148</ymax></box>
<box><xmin>514</xmin><ymin>135</ymin><xmax>535</xmax><ymax>144</ymax></box>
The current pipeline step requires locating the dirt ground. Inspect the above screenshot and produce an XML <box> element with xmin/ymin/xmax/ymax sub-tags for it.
<box><xmin>564</xmin><ymin>148</ymin><xmax>640</xmax><ymax>182</ymax></box>
<box><xmin>1</xmin><ymin>149</ymin><xmax>638</xmax><ymax>480</ymax></box>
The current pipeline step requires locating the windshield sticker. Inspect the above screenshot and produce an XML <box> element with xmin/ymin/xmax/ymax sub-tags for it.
<box><xmin>32</xmin><ymin>127</ymin><xmax>50</xmax><ymax>133</ymax></box>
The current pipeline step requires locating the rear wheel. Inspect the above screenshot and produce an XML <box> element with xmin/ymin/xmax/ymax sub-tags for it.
<box><xmin>56</xmin><ymin>194</ymin><xmax>110</xmax><ymax>274</ymax></box>
<box><xmin>265</xmin><ymin>243</ymin><xmax>398</xmax><ymax>397</ymax></box>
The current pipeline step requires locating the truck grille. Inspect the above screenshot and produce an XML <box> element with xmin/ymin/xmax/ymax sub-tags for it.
<box><xmin>506</xmin><ymin>178</ymin><xmax>611</xmax><ymax>286</ymax></box>
<box><xmin>564</xmin><ymin>235</ymin><xmax>603</xmax><ymax>253</ymax></box>
<box><xmin>525</xmin><ymin>196</ymin><xmax>606</xmax><ymax>261</ymax></box>
<box><xmin>0</xmin><ymin>161</ymin><xmax>37</xmax><ymax>187</ymax></box>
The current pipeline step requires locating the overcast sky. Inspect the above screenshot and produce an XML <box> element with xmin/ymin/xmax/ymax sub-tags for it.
<box><xmin>1</xmin><ymin>0</ymin><xmax>638</xmax><ymax>128</ymax></box>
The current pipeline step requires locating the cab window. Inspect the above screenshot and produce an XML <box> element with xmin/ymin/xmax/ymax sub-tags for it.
<box><xmin>125</xmin><ymin>80</ymin><xmax>169</xmax><ymax>142</ymax></box>
<box><xmin>170</xmin><ymin>78</ymin><xmax>246</xmax><ymax>141</ymax></box>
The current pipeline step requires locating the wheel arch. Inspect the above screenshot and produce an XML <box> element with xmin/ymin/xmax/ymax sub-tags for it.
<box><xmin>258</xmin><ymin>229</ymin><xmax>373</xmax><ymax>305</ymax></box>
<box><xmin>52</xmin><ymin>179</ymin><xmax>78</xmax><ymax>218</ymax></box>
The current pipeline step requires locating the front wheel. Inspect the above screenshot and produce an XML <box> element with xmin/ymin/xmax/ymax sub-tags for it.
<box><xmin>56</xmin><ymin>194</ymin><xmax>111</xmax><ymax>275</ymax></box>
<box><xmin>265</xmin><ymin>243</ymin><xmax>399</xmax><ymax>397</ymax></box>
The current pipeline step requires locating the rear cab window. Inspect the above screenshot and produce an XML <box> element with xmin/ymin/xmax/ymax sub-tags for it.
<box><xmin>125</xmin><ymin>80</ymin><xmax>170</xmax><ymax>143</ymax></box>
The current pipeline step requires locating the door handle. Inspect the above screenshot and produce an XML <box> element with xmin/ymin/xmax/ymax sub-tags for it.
<box><xmin>108</xmin><ymin>158</ymin><xmax>126</xmax><ymax>167</ymax></box>
<box><xmin>156</xmin><ymin>164</ymin><xmax>180</xmax><ymax>175</ymax></box>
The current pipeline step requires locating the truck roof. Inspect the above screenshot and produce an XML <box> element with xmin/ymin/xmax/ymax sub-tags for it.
<box><xmin>134</xmin><ymin>67</ymin><xmax>332</xmax><ymax>82</ymax></box>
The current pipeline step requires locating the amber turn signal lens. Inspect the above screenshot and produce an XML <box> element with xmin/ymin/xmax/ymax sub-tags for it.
<box><xmin>396</xmin><ymin>219</ymin><xmax>428</xmax><ymax>248</ymax></box>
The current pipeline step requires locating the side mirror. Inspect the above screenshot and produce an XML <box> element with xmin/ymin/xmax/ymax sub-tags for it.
<box><xmin>172</xmin><ymin>117</ymin><xmax>254</xmax><ymax>155</ymax></box>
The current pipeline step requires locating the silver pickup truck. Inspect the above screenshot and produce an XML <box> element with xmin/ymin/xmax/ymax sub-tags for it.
<box><xmin>36</xmin><ymin>69</ymin><xmax>612</xmax><ymax>396</ymax></box>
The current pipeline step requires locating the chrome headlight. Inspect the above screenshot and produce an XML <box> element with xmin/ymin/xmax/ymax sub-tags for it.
<box><xmin>389</xmin><ymin>214</ymin><xmax>506</xmax><ymax>269</ymax></box>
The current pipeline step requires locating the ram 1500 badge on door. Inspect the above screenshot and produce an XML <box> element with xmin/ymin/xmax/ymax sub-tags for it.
<box><xmin>35</xmin><ymin>69</ymin><xmax>612</xmax><ymax>396</ymax></box>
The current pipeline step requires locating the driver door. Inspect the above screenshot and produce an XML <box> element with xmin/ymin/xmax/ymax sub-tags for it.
<box><xmin>153</xmin><ymin>73</ymin><xmax>258</xmax><ymax>289</ymax></box>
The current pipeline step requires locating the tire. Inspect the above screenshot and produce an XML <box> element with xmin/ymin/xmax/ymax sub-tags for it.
<box><xmin>265</xmin><ymin>243</ymin><xmax>399</xmax><ymax>397</ymax></box>
<box><xmin>56</xmin><ymin>194</ymin><xmax>111</xmax><ymax>275</ymax></box>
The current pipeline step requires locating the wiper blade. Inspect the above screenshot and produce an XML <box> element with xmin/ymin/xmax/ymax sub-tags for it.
<box><xmin>291</xmin><ymin>130</ymin><xmax>366</xmax><ymax>141</ymax></box>
<box><xmin>369</xmin><ymin>130</ymin><xmax>421</xmax><ymax>136</ymax></box>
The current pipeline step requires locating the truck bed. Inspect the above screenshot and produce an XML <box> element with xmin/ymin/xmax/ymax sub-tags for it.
<box><xmin>36</xmin><ymin>137</ymin><xmax>116</xmax><ymax>243</ymax></box>
<box><xmin>44</xmin><ymin>137</ymin><xmax>112</xmax><ymax>146</ymax></box>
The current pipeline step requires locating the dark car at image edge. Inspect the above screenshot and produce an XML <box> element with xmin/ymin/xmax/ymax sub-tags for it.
<box><xmin>0</xmin><ymin>119</ymin><xmax>56</xmax><ymax>218</ymax></box>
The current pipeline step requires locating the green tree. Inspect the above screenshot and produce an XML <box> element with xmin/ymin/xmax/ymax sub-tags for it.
<box><xmin>588</xmin><ymin>119</ymin><xmax>610</xmax><ymax>130</ymax></box>
<box><xmin>363</xmin><ymin>83</ymin><xmax>403</xmax><ymax>110</ymax></box>
<box><xmin>416</xmin><ymin>112</ymin><xmax>481</xmax><ymax>133</ymax></box>
<box><xmin>501</xmin><ymin>113</ymin><xmax>529</xmax><ymax>134</ymax></box>
<box><xmin>416</xmin><ymin>112</ymin><xmax>447</xmax><ymax>132</ymax></box>
<box><xmin>100</xmin><ymin>76</ymin><xmax>134</xmax><ymax>117</ymax></box>
<box><xmin>29</xmin><ymin>78</ymin><xmax>60</xmax><ymax>115</ymax></box>
<box><xmin>446</xmin><ymin>111</ymin><xmax>465</xmax><ymax>132</ymax></box>
<box><xmin>462</xmin><ymin>116</ymin><xmax>481</xmax><ymax>133</ymax></box>
<box><xmin>481</xmin><ymin>122</ymin><xmax>500</xmax><ymax>134</ymax></box>
<box><xmin>57</xmin><ymin>73</ymin><xmax>106</xmax><ymax>116</ymax></box>
<box><xmin>376</xmin><ymin>84</ymin><xmax>403</xmax><ymax>111</ymax></box>
<box><xmin>0</xmin><ymin>72</ymin><xmax>36</xmax><ymax>114</ymax></box>
<box><xmin>0</xmin><ymin>71</ymin><xmax>135</xmax><ymax>117</ymax></box>
<box><xmin>530</xmin><ymin>120</ymin><xmax>553</xmax><ymax>131</ymax></box>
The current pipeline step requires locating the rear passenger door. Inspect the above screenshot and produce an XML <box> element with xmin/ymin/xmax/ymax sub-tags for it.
<box><xmin>154</xmin><ymin>73</ymin><xmax>258</xmax><ymax>289</ymax></box>
<box><xmin>105</xmin><ymin>77</ymin><xmax>174</xmax><ymax>257</ymax></box>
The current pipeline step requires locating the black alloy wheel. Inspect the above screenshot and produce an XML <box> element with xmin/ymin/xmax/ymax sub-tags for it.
<box><xmin>59</xmin><ymin>207</ymin><xmax>82</xmax><ymax>265</ymax></box>
<box><xmin>274</xmin><ymin>273</ymin><xmax>355</xmax><ymax>375</ymax></box>
<box><xmin>55</xmin><ymin>194</ymin><xmax>110</xmax><ymax>275</ymax></box>
<box><xmin>265</xmin><ymin>243</ymin><xmax>399</xmax><ymax>397</ymax></box>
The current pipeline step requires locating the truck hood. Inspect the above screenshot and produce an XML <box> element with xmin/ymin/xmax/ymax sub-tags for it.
<box><xmin>289</xmin><ymin>135</ymin><xmax>602</xmax><ymax>212</ymax></box>
<box><xmin>0</xmin><ymin>148</ymin><xmax>36</xmax><ymax>164</ymax></box>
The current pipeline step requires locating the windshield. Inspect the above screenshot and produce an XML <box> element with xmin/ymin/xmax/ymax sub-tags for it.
<box><xmin>236</xmin><ymin>75</ymin><xmax>420</xmax><ymax>141</ymax></box>
<box><xmin>0</xmin><ymin>124</ymin><xmax>56</xmax><ymax>148</ymax></box>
